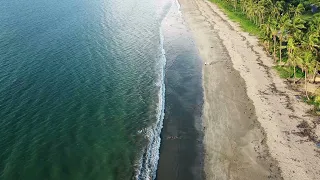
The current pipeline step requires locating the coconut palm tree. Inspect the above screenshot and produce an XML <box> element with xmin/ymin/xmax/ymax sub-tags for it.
<box><xmin>294</xmin><ymin>3</ymin><xmax>305</xmax><ymax>17</ymax></box>
<box><xmin>218</xmin><ymin>0</ymin><xmax>320</xmax><ymax>87</ymax></box>
<box><xmin>270</xmin><ymin>20</ymin><xmax>279</xmax><ymax>61</ymax></box>
<box><xmin>270</xmin><ymin>0</ymin><xmax>283</xmax><ymax>21</ymax></box>
<box><xmin>261</xmin><ymin>21</ymin><xmax>272</xmax><ymax>52</ymax></box>
<box><xmin>310</xmin><ymin>14</ymin><xmax>320</xmax><ymax>83</ymax></box>
<box><xmin>287</xmin><ymin>36</ymin><xmax>297</xmax><ymax>83</ymax></box>
<box><xmin>277</xmin><ymin>13</ymin><xmax>291</xmax><ymax>64</ymax></box>
<box><xmin>297</xmin><ymin>50</ymin><xmax>315</xmax><ymax>99</ymax></box>
<box><xmin>309</xmin><ymin>0</ymin><xmax>320</xmax><ymax>7</ymax></box>
<box><xmin>246</xmin><ymin>0</ymin><xmax>256</xmax><ymax>22</ymax></box>
<box><xmin>231</xmin><ymin>0</ymin><xmax>237</xmax><ymax>10</ymax></box>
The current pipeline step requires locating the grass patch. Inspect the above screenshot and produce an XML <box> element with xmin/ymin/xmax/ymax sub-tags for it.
<box><xmin>304</xmin><ymin>95</ymin><xmax>317</xmax><ymax>105</ymax></box>
<box><xmin>273</xmin><ymin>65</ymin><xmax>304</xmax><ymax>79</ymax></box>
<box><xmin>303</xmin><ymin>95</ymin><xmax>320</xmax><ymax>112</ymax></box>
<box><xmin>209</xmin><ymin>0</ymin><xmax>261</xmax><ymax>36</ymax></box>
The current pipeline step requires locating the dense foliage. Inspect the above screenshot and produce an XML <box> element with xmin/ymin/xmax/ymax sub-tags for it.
<box><xmin>216</xmin><ymin>0</ymin><xmax>320</xmax><ymax>99</ymax></box>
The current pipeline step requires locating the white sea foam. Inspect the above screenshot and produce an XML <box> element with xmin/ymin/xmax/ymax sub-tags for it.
<box><xmin>175</xmin><ymin>0</ymin><xmax>182</xmax><ymax>16</ymax></box>
<box><xmin>133</xmin><ymin>0</ymin><xmax>186</xmax><ymax>178</ymax></box>
<box><xmin>134</xmin><ymin>27</ymin><xmax>166</xmax><ymax>180</ymax></box>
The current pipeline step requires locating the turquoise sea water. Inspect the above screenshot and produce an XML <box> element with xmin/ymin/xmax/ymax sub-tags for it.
<box><xmin>0</xmin><ymin>0</ymin><xmax>167</xmax><ymax>179</ymax></box>
<box><xmin>0</xmin><ymin>0</ymin><xmax>203</xmax><ymax>179</ymax></box>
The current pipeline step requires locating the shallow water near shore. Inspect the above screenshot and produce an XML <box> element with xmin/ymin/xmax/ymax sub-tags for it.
<box><xmin>156</xmin><ymin>1</ymin><xmax>204</xmax><ymax>180</ymax></box>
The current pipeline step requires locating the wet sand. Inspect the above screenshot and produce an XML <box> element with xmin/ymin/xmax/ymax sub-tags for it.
<box><xmin>156</xmin><ymin>2</ymin><xmax>204</xmax><ymax>180</ymax></box>
<box><xmin>179</xmin><ymin>0</ymin><xmax>320</xmax><ymax>179</ymax></box>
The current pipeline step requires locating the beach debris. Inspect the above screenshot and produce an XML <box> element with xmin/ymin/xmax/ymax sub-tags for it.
<box><xmin>166</xmin><ymin>136</ymin><xmax>179</xmax><ymax>140</ymax></box>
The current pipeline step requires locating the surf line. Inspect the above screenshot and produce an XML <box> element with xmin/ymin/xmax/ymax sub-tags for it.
<box><xmin>134</xmin><ymin>0</ymin><xmax>185</xmax><ymax>178</ymax></box>
<box><xmin>175</xmin><ymin>0</ymin><xmax>181</xmax><ymax>16</ymax></box>
<box><xmin>134</xmin><ymin>26</ymin><xmax>166</xmax><ymax>180</ymax></box>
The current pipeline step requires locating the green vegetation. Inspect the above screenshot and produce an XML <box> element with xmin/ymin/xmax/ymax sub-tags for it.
<box><xmin>211</xmin><ymin>0</ymin><xmax>320</xmax><ymax>101</ymax></box>
<box><xmin>210</xmin><ymin>0</ymin><xmax>261</xmax><ymax>35</ymax></box>
<box><xmin>303</xmin><ymin>94</ymin><xmax>320</xmax><ymax>114</ymax></box>
<box><xmin>274</xmin><ymin>65</ymin><xmax>304</xmax><ymax>78</ymax></box>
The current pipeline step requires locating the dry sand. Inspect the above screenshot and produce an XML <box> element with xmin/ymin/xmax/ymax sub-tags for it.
<box><xmin>178</xmin><ymin>0</ymin><xmax>320</xmax><ymax>179</ymax></box>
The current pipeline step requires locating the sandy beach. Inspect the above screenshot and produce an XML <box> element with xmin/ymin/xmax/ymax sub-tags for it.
<box><xmin>179</xmin><ymin>0</ymin><xmax>320</xmax><ymax>179</ymax></box>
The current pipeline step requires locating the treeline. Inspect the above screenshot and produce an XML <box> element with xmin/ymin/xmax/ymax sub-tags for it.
<box><xmin>218</xmin><ymin>0</ymin><xmax>320</xmax><ymax>99</ymax></box>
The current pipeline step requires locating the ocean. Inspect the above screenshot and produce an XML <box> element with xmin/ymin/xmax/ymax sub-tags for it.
<box><xmin>0</xmin><ymin>0</ymin><xmax>203</xmax><ymax>179</ymax></box>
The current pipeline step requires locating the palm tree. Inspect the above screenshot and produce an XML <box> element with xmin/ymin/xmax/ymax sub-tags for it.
<box><xmin>298</xmin><ymin>50</ymin><xmax>315</xmax><ymax>100</ymax></box>
<box><xmin>287</xmin><ymin>37</ymin><xmax>297</xmax><ymax>83</ymax></box>
<box><xmin>261</xmin><ymin>22</ymin><xmax>271</xmax><ymax>52</ymax></box>
<box><xmin>291</xmin><ymin>16</ymin><xmax>306</xmax><ymax>39</ymax></box>
<box><xmin>246</xmin><ymin>0</ymin><xmax>255</xmax><ymax>22</ymax></box>
<box><xmin>239</xmin><ymin>0</ymin><xmax>248</xmax><ymax>13</ymax></box>
<box><xmin>256</xmin><ymin>4</ymin><xmax>265</xmax><ymax>25</ymax></box>
<box><xmin>217</xmin><ymin>0</ymin><xmax>320</xmax><ymax>90</ymax></box>
<box><xmin>286</xmin><ymin>3</ymin><xmax>305</xmax><ymax>47</ymax></box>
<box><xmin>277</xmin><ymin>13</ymin><xmax>290</xmax><ymax>64</ymax></box>
<box><xmin>309</xmin><ymin>0</ymin><xmax>320</xmax><ymax>6</ymax></box>
<box><xmin>270</xmin><ymin>0</ymin><xmax>283</xmax><ymax>21</ymax></box>
<box><xmin>310</xmin><ymin>14</ymin><xmax>320</xmax><ymax>83</ymax></box>
<box><xmin>294</xmin><ymin>3</ymin><xmax>305</xmax><ymax>18</ymax></box>
<box><xmin>312</xmin><ymin>60</ymin><xmax>319</xmax><ymax>83</ymax></box>
<box><xmin>304</xmin><ymin>33</ymin><xmax>319</xmax><ymax>83</ymax></box>
<box><xmin>270</xmin><ymin>20</ymin><xmax>278</xmax><ymax>61</ymax></box>
<box><xmin>232</xmin><ymin>0</ymin><xmax>237</xmax><ymax>10</ymax></box>
<box><xmin>300</xmin><ymin>15</ymin><xmax>320</xmax><ymax>83</ymax></box>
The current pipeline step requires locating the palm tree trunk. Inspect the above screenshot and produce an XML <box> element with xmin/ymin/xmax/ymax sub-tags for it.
<box><xmin>273</xmin><ymin>35</ymin><xmax>276</xmax><ymax>61</ymax></box>
<box><xmin>305</xmin><ymin>70</ymin><xmax>309</xmax><ymax>100</ymax></box>
<box><xmin>279</xmin><ymin>37</ymin><xmax>282</xmax><ymax>64</ymax></box>
<box><xmin>313</xmin><ymin>62</ymin><xmax>318</xmax><ymax>83</ymax></box>
<box><xmin>259</xmin><ymin>14</ymin><xmax>262</xmax><ymax>25</ymax></box>
<box><xmin>294</xmin><ymin>64</ymin><xmax>296</xmax><ymax>84</ymax></box>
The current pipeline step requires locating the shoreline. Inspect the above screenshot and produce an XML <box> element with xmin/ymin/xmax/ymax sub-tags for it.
<box><xmin>179</xmin><ymin>0</ymin><xmax>320</xmax><ymax>179</ymax></box>
<box><xmin>155</xmin><ymin>1</ymin><xmax>204</xmax><ymax>179</ymax></box>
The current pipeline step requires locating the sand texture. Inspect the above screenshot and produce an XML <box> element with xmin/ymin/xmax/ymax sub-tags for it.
<box><xmin>179</xmin><ymin>0</ymin><xmax>320</xmax><ymax>179</ymax></box>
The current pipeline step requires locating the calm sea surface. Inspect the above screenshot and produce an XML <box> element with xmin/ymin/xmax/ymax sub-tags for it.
<box><xmin>0</xmin><ymin>0</ymin><xmax>202</xmax><ymax>179</ymax></box>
